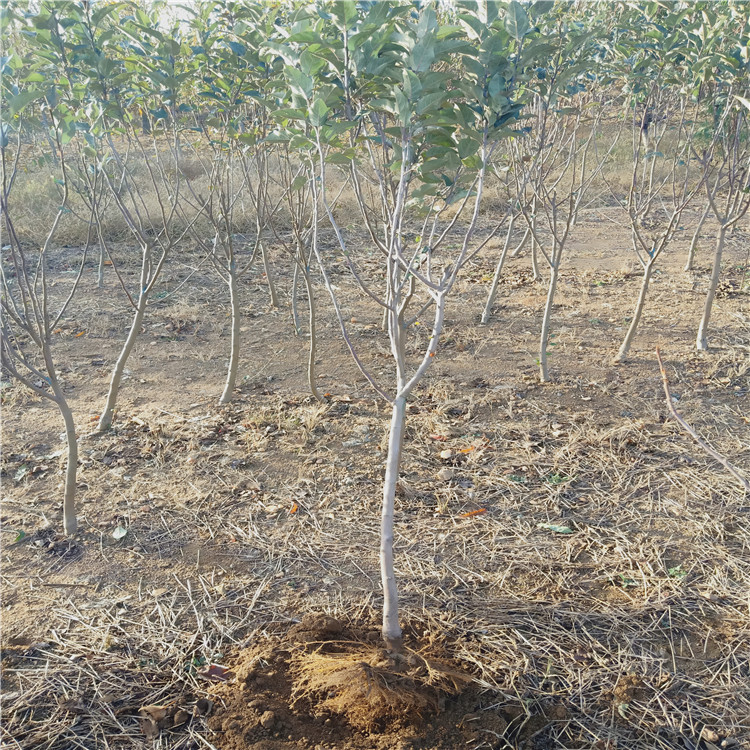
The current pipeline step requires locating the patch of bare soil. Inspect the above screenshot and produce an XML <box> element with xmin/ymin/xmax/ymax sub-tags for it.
<box><xmin>206</xmin><ymin>614</ymin><xmax>557</xmax><ymax>750</ymax></box>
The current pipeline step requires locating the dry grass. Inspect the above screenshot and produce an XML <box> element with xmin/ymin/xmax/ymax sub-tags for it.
<box><xmin>6</xmin><ymin>358</ymin><xmax>747</xmax><ymax>747</ymax></box>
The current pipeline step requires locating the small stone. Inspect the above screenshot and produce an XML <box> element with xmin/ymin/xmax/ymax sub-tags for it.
<box><xmin>439</xmin><ymin>449</ymin><xmax>453</xmax><ymax>460</ymax></box>
<box><xmin>437</xmin><ymin>467</ymin><xmax>453</xmax><ymax>482</ymax></box>
<box><xmin>702</xmin><ymin>729</ymin><xmax>720</xmax><ymax>743</ymax></box>
<box><xmin>259</xmin><ymin>710</ymin><xmax>276</xmax><ymax>729</ymax></box>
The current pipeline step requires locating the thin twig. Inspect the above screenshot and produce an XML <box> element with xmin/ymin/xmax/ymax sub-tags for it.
<box><xmin>656</xmin><ymin>348</ymin><xmax>749</xmax><ymax>492</ymax></box>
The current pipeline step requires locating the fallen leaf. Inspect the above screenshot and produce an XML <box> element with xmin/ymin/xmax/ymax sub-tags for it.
<box><xmin>198</xmin><ymin>663</ymin><xmax>233</xmax><ymax>681</ymax></box>
<box><xmin>138</xmin><ymin>704</ymin><xmax>174</xmax><ymax>738</ymax></box>
<box><xmin>537</xmin><ymin>522</ymin><xmax>574</xmax><ymax>534</ymax></box>
<box><xmin>290</xmin><ymin>503</ymin><xmax>299</xmax><ymax>514</ymax></box>
<box><xmin>193</xmin><ymin>698</ymin><xmax>213</xmax><ymax>716</ymax></box>
<box><xmin>173</xmin><ymin>709</ymin><xmax>190</xmax><ymax>726</ymax></box>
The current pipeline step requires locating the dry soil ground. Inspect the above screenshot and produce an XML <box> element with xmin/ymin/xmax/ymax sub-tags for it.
<box><xmin>1</xmin><ymin>208</ymin><xmax>749</xmax><ymax>750</ymax></box>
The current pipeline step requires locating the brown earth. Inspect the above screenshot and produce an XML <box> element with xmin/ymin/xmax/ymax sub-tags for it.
<box><xmin>1</xmin><ymin>208</ymin><xmax>749</xmax><ymax>749</ymax></box>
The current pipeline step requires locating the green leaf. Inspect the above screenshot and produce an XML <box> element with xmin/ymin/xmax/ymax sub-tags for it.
<box><xmin>286</xmin><ymin>67</ymin><xmax>314</xmax><ymax>101</ymax></box>
<box><xmin>331</xmin><ymin>0</ymin><xmax>357</xmax><ymax>29</ymax></box>
<box><xmin>530</xmin><ymin>0</ymin><xmax>555</xmax><ymax>17</ymax></box>
<box><xmin>462</xmin><ymin>154</ymin><xmax>483</xmax><ymax>169</ymax></box>
<box><xmin>7</xmin><ymin>90</ymin><xmax>43</xmax><ymax>116</ymax></box>
<box><xmin>309</xmin><ymin>97</ymin><xmax>329</xmax><ymax>127</ymax></box>
<box><xmin>228</xmin><ymin>41</ymin><xmax>246</xmax><ymax>57</ymax></box>
<box><xmin>409</xmin><ymin>31</ymin><xmax>437</xmax><ymax>73</ymax></box>
<box><xmin>270</xmin><ymin>108</ymin><xmax>306</xmax><ymax>121</ymax></box>
<box><xmin>14</xmin><ymin>530</ymin><xmax>26</xmax><ymax>543</ymax></box>
<box><xmin>537</xmin><ymin>522</ymin><xmax>574</xmax><ymax>534</ymax></box>
<box><xmin>458</xmin><ymin>13</ymin><xmax>485</xmax><ymax>41</ymax></box>
<box><xmin>300</xmin><ymin>49</ymin><xmax>327</xmax><ymax>77</ymax></box>
<box><xmin>415</xmin><ymin>90</ymin><xmax>445</xmax><ymax>115</ymax></box>
<box><xmin>326</xmin><ymin>151</ymin><xmax>355</xmax><ymax>165</ymax></box>
<box><xmin>436</xmin><ymin>25</ymin><xmax>463</xmax><ymax>41</ymax></box>
<box><xmin>394</xmin><ymin>88</ymin><xmax>411</xmax><ymax>127</ymax></box>
<box><xmin>505</xmin><ymin>1</ymin><xmax>530</xmax><ymax>41</ymax></box>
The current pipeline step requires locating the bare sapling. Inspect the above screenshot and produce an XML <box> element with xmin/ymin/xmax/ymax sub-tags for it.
<box><xmin>266</xmin><ymin>148</ymin><xmax>345</xmax><ymax>403</ymax></box>
<box><xmin>695</xmin><ymin>101</ymin><xmax>750</xmax><ymax>351</ymax></box>
<box><xmin>95</xmin><ymin>125</ymin><xmax>200</xmax><ymax>430</ymax></box>
<box><xmin>513</xmin><ymin>99</ymin><xmax>615</xmax><ymax>382</ymax></box>
<box><xmin>614</xmin><ymin>94</ymin><xmax>706</xmax><ymax>363</ymax></box>
<box><xmin>178</xmin><ymin>17</ymin><xmax>272</xmax><ymax>404</ymax></box>
<box><xmin>90</xmin><ymin>12</ymin><xmax>203</xmax><ymax>430</ymax></box>
<box><xmin>1</xmin><ymin>101</ymin><xmax>95</xmax><ymax>535</ymax></box>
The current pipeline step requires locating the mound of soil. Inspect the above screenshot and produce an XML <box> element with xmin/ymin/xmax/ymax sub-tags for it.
<box><xmin>207</xmin><ymin>614</ymin><xmax>553</xmax><ymax>750</ymax></box>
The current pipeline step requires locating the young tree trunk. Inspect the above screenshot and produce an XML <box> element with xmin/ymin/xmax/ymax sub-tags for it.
<box><xmin>482</xmin><ymin>214</ymin><xmax>517</xmax><ymax>324</ymax></box>
<box><xmin>530</xmin><ymin>205</ymin><xmax>542</xmax><ymax>281</ymax></box>
<box><xmin>291</xmin><ymin>261</ymin><xmax>302</xmax><ymax>336</ymax></box>
<box><xmin>538</xmin><ymin>256</ymin><xmax>560</xmax><ymax>383</ymax></box>
<box><xmin>97</xmin><ymin>246</ymin><xmax>105</xmax><ymax>288</ymax></box>
<box><xmin>98</xmin><ymin>296</ymin><xmax>147</xmax><ymax>431</ymax></box>
<box><xmin>510</xmin><ymin>226</ymin><xmax>530</xmax><ymax>258</ymax></box>
<box><xmin>261</xmin><ymin>241</ymin><xmax>280</xmax><ymax>308</ymax></box>
<box><xmin>219</xmin><ymin>264</ymin><xmax>241</xmax><ymax>404</ymax></box>
<box><xmin>696</xmin><ymin>224</ymin><xmax>727</xmax><ymax>351</ymax></box>
<box><xmin>59</xmin><ymin>393</ymin><xmax>79</xmax><ymax>535</ymax></box>
<box><xmin>43</xmin><ymin>351</ymin><xmax>78</xmax><ymax>535</ymax></box>
<box><xmin>301</xmin><ymin>263</ymin><xmax>323</xmax><ymax>402</ymax></box>
<box><xmin>685</xmin><ymin>203</ymin><xmax>710</xmax><ymax>271</ymax></box>
<box><xmin>381</xmin><ymin>394</ymin><xmax>406</xmax><ymax>652</ymax></box>
<box><xmin>614</xmin><ymin>258</ymin><xmax>655</xmax><ymax>363</ymax></box>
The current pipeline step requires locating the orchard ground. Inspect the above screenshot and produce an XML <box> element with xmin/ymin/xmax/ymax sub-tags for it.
<box><xmin>2</xmin><ymin>208</ymin><xmax>749</xmax><ymax>749</ymax></box>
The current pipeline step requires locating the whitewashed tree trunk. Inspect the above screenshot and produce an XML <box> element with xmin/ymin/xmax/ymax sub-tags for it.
<box><xmin>380</xmin><ymin>394</ymin><xmax>406</xmax><ymax>650</ymax></box>
<box><xmin>538</xmin><ymin>256</ymin><xmax>560</xmax><ymax>382</ymax></box>
<box><xmin>219</xmin><ymin>262</ymin><xmax>241</xmax><ymax>404</ymax></box>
